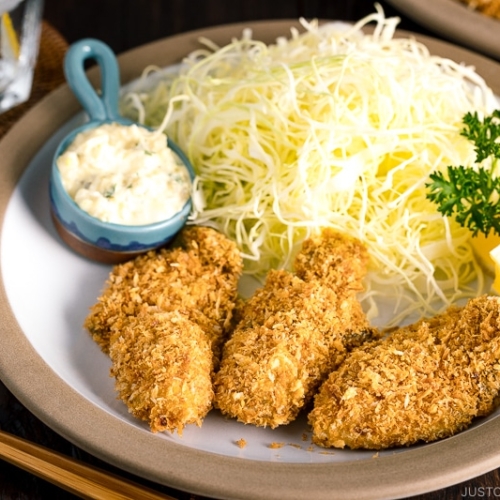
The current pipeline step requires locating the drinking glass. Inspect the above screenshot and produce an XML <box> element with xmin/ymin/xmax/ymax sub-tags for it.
<box><xmin>0</xmin><ymin>0</ymin><xmax>43</xmax><ymax>113</ymax></box>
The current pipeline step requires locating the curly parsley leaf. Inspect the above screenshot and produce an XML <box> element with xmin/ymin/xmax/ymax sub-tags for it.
<box><xmin>462</xmin><ymin>109</ymin><xmax>500</xmax><ymax>162</ymax></box>
<box><xmin>426</xmin><ymin>110</ymin><xmax>500</xmax><ymax>237</ymax></box>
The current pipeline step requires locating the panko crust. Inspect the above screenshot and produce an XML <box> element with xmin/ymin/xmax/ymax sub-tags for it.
<box><xmin>214</xmin><ymin>229</ymin><xmax>377</xmax><ymax>428</ymax></box>
<box><xmin>109</xmin><ymin>310</ymin><xmax>214</xmax><ymax>434</ymax></box>
<box><xmin>309</xmin><ymin>295</ymin><xmax>500</xmax><ymax>450</ymax></box>
<box><xmin>85</xmin><ymin>226</ymin><xmax>242</xmax><ymax>435</ymax></box>
<box><xmin>294</xmin><ymin>228</ymin><xmax>368</xmax><ymax>291</ymax></box>
<box><xmin>84</xmin><ymin>225</ymin><xmax>243</xmax><ymax>359</ymax></box>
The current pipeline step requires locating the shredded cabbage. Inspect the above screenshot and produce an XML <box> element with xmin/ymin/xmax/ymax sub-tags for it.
<box><xmin>120</xmin><ymin>4</ymin><xmax>497</xmax><ymax>325</ymax></box>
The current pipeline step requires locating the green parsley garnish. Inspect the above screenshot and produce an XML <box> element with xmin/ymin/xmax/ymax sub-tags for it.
<box><xmin>426</xmin><ymin>109</ymin><xmax>500</xmax><ymax>237</ymax></box>
<box><xmin>103</xmin><ymin>185</ymin><xmax>116</xmax><ymax>198</ymax></box>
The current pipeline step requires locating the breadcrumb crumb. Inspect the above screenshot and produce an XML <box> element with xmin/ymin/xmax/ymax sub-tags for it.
<box><xmin>269</xmin><ymin>442</ymin><xmax>285</xmax><ymax>449</ymax></box>
<box><xmin>235</xmin><ymin>438</ymin><xmax>247</xmax><ymax>449</ymax></box>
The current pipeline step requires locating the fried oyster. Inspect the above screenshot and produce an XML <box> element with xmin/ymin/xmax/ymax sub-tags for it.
<box><xmin>110</xmin><ymin>310</ymin><xmax>214</xmax><ymax>434</ymax></box>
<box><xmin>85</xmin><ymin>225</ymin><xmax>242</xmax><ymax>359</ymax></box>
<box><xmin>85</xmin><ymin>226</ymin><xmax>243</xmax><ymax>434</ymax></box>
<box><xmin>309</xmin><ymin>295</ymin><xmax>500</xmax><ymax>449</ymax></box>
<box><xmin>214</xmin><ymin>229</ymin><xmax>378</xmax><ymax>428</ymax></box>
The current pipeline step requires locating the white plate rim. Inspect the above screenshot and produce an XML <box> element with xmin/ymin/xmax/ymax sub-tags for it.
<box><xmin>1</xmin><ymin>20</ymin><xmax>500</xmax><ymax>500</ymax></box>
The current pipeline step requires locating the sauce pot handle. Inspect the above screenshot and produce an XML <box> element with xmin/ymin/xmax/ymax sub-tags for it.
<box><xmin>64</xmin><ymin>38</ymin><xmax>122</xmax><ymax>123</ymax></box>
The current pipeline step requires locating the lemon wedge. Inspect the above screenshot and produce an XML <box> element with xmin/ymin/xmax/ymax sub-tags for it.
<box><xmin>489</xmin><ymin>244</ymin><xmax>500</xmax><ymax>294</ymax></box>
<box><xmin>469</xmin><ymin>233</ymin><xmax>500</xmax><ymax>294</ymax></box>
<box><xmin>1</xmin><ymin>12</ymin><xmax>20</xmax><ymax>60</ymax></box>
<box><xmin>470</xmin><ymin>232</ymin><xmax>499</xmax><ymax>275</ymax></box>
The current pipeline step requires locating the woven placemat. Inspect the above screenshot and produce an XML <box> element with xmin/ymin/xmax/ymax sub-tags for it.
<box><xmin>0</xmin><ymin>20</ymin><xmax>68</xmax><ymax>139</ymax></box>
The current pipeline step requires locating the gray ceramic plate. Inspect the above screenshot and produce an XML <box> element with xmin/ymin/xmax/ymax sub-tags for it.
<box><xmin>1</xmin><ymin>20</ymin><xmax>500</xmax><ymax>500</ymax></box>
<box><xmin>385</xmin><ymin>0</ymin><xmax>500</xmax><ymax>60</ymax></box>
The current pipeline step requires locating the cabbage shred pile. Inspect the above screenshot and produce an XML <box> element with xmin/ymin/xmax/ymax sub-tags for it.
<box><xmin>121</xmin><ymin>5</ymin><xmax>497</xmax><ymax>325</ymax></box>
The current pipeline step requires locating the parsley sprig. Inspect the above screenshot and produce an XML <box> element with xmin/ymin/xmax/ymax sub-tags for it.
<box><xmin>426</xmin><ymin>109</ymin><xmax>500</xmax><ymax>236</ymax></box>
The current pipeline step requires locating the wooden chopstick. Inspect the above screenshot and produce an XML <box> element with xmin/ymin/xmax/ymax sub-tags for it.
<box><xmin>0</xmin><ymin>428</ymin><xmax>178</xmax><ymax>500</ymax></box>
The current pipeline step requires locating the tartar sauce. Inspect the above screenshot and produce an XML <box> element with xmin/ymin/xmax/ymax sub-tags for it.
<box><xmin>56</xmin><ymin>123</ymin><xmax>191</xmax><ymax>225</ymax></box>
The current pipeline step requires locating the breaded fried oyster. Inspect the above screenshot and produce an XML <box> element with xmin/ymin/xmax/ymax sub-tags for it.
<box><xmin>214</xmin><ymin>229</ymin><xmax>378</xmax><ymax>428</ymax></box>
<box><xmin>85</xmin><ymin>226</ymin><xmax>243</xmax><ymax>434</ymax></box>
<box><xmin>110</xmin><ymin>310</ymin><xmax>214</xmax><ymax>434</ymax></box>
<box><xmin>309</xmin><ymin>295</ymin><xmax>500</xmax><ymax>450</ymax></box>
<box><xmin>85</xmin><ymin>225</ymin><xmax>243</xmax><ymax>359</ymax></box>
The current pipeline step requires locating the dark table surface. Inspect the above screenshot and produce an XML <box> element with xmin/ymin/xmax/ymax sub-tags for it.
<box><xmin>1</xmin><ymin>0</ymin><xmax>500</xmax><ymax>498</ymax></box>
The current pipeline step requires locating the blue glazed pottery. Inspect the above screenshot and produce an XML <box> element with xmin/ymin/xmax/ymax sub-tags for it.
<box><xmin>49</xmin><ymin>38</ymin><xmax>194</xmax><ymax>264</ymax></box>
